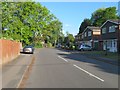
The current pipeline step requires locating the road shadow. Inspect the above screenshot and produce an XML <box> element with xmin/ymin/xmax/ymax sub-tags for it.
<box><xmin>57</xmin><ymin>48</ymin><xmax>119</xmax><ymax>75</ymax></box>
<box><xmin>20</xmin><ymin>52</ymin><xmax>33</xmax><ymax>55</ymax></box>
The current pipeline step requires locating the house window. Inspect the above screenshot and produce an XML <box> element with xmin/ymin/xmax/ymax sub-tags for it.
<box><xmin>102</xmin><ymin>27</ymin><xmax>106</xmax><ymax>34</ymax></box>
<box><xmin>109</xmin><ymin>25</ymin><xmax>116</xmax><ymax>33</ymax></box>
<box><xmin>84</xmin><ymin>32</ymin><xmax>87</xmax><ymax>37</ymax></box>
<box><xmin>88</xmin><ymin>31</ymin><xmax>91</xmax><ymax>36</ymax></box>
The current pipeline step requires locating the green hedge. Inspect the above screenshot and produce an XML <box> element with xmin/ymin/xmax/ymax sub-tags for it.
<box><xmin>35</xmin><ymin>42</ymin><xmax>43</xmax><ymax>48</ymax></box>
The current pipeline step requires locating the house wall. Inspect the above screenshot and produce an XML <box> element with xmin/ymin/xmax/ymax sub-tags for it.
<box><xmin>103</xmin><ymin>39</ymin><xmax>117</xmax><ymax>52</ymax></box>
<box><xmin>0</xmin><ymin>39</ymin><xmax>21</xmax><ymax>65</ymax></box>
<box><xmin>83</xmin><ymin>28</ymin><xmax>101</xmax><ymax>50</ymax></box>
<box><xmin>101</xmin><ymin>22</ymin><xmax>118</xmax><ymax>39</ymax></box>
<box><xmin>101</xmin><ymin>21</ymin><xmax>119</xmax><ymax>52</ymax></box>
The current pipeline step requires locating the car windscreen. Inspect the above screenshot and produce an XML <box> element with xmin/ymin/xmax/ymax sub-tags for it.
<box><xmin>85</xmin><ymin>45</ymin><xmax>91</xmax><ymax>47</ymax></box>
<box><xmin>24</xmin><ymin>46</ymin><xmax>33</xmax><ymax>48</ymax></box>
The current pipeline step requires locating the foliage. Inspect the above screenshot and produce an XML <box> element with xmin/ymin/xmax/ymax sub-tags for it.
<box><xmin>91</xmin><ymin>7</ymin><xmax>118</xmax><ymax>26</ymax></box>
<box><xmin>79</xmin><ymin>18</ymin><xmax>91</xmax><ymax>34</ymax></box>
<box><xmin>2</xmin><ymin>2</ymin><xmax>63</xmax><ymax>46</ymax></box>
<box><xmin>63</xmin><ymin>32</ymin><xmax>75</xmax><ymax>47</ymax></box>
<box><xmin>47</xmin><ymin>42</ymin><xmax>52</xmax><ymax>47</ymax></box>
<box><xmin>35</xmin><ymin>42</ymin><xmax>43</xmax><ymax>48</ymax></box>
<box><xmin>78</xmin><ymin>7</ymin><xmax>118</xmax><ymax>34</ymax></box>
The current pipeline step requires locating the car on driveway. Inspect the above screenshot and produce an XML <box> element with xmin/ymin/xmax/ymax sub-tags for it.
<box><xmin>23</xmin><ymin>45</ymin><xmax>34</xmax><ymax>54</ymax></box>
<box><xmin>78</xmin><ymin>44</ymin><xmax>93</xmax><ymax>51</ymax></box>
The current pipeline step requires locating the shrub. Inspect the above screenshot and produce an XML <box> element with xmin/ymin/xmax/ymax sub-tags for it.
<box><xmin>47</xmin><ymin>43</ymin><xmax>52</xmax><ymax>47</ymax></box>
<box><xmin>35</xmin><ymin>42</ymin><xmax>43</xmax><ymax>48</ymax></box>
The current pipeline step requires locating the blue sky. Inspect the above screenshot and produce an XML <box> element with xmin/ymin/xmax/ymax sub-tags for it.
<box><xmin>37</xmin><ymin>2</ymin><xmax>118</xmax><ymax>36</ymax></box>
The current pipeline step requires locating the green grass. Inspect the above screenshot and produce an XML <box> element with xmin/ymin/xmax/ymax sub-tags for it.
<box><xmin>103</xmin><ymin>52</ymin><xmax>118</xmax><ymax>60</ymax></box>
<box><xmin>85</xmin><ymin>51</ymin><xmax>118</xmax><ymax>60</ymax></box>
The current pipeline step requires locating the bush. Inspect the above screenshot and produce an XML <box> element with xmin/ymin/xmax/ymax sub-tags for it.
<box><xmin>35</xmin><ymin>42</ymin><xmax>43</xmax><ymax>48</ymax></box>
<box><xmin>47</xmin><ymin>43</ymin><xmax>52</xmax><ymax>47</ymax></box>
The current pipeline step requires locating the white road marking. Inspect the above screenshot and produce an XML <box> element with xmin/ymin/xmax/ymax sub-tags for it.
<box><xmin>57</xmin><ymin>56</ymin><xmax>104</xmax><ymax>82</ymax></box>
<box><xmin>58</xmin><ymin>56</ymin><xmax>68</xmax><ymax>62</ymax></box>
<box><xmin>16</xmin><ymin>65</ymin><xmax>29</xmax><ymax>88</ymax></box>
<box><xmin>73</xmin><ymin>64</ymin><xmax>104</xmax><ymax>82</ymax></box>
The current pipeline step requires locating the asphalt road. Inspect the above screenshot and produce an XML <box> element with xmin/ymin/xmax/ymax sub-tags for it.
<box><xmin>2</xmin><ymin>48</ymin><xmax>119</xmax><ymax>88</ymax></box>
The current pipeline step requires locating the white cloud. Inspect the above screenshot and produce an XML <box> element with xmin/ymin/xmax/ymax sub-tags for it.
<box><xmin>65</xmin><ymin>24</ymin><xmax>71</xmax><ymax>27</ymax></box>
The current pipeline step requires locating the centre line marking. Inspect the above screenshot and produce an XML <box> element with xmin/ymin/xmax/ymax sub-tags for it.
<box><xmin>73</xmin><ymin>64</ymin><xmax>104</xmax><ymax>82</ymax></box>
<box><xmin>58</xmin><ymin>56</ymin><xmax>68</xmax><ymax>62</ymax></box>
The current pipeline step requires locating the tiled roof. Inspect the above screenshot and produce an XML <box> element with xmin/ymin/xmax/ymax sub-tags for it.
<box><xmin>87</xmin><ymin>26</ymin><xmax>100</xmax><ymax>30</ymax></box>
<box><xmin>101</xmin><ymin>19</ymin><xmax>120</xmax><ymax>28</ymax></box>
<box><xmin>108</xmin><ymin>19</ymin><xmax>120</xmax><ymax>24</ymax></box>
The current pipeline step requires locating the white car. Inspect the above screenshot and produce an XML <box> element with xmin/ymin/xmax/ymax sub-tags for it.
<box><xmin>78</xmin><ymin>44</ymin><xmax>93</xmax><ymax>51</ymax></box>
<box><xmin>23</xmin><ymin>45</ymin><xmax>34</xmax><ymax>54</ymax></box>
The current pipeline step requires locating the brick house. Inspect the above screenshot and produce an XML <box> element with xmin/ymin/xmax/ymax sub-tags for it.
<box><xmin>75</xmin><ymin>33</ymin><xmax>82</xmax><ymax>48</ymax></box>
<box><xmin>100</xmin><ymin>20</ymin><xmax>120</xmax><ymax>52</ymax></box>
<box><xmin>82</xmin><ymin>26</ymin><xmax>101</xmax><ymax>50</ymax></box>
<box><xmin>75</xmin><ymin>26</ymin><xmax>101</xmax><ymax>50</ymax></box>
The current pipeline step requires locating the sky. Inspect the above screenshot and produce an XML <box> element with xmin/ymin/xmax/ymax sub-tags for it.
<box><xmin>36</xmin><ymin>2</ymin><xmax>118</xmax><ymax>36</ymax></box>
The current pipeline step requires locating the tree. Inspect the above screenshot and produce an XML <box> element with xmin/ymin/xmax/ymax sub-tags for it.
<box><xmin>2</xmin><ymin>2</ymin><xmax>63</xmax><ymax>47</ymax></box>
<box><xmin>78</xmin><ymin>18</ymin><xmax>91</xmax><ymax>34</ymax></box>
<box><xmin>63</xmin><ymin>32</ymin><xmax>74</xmax><ymax>47</ymax></box>
<box><xmin>91</xmin><ymin>7</ymin><xmax>118</xmax><ymax>26</ymax></box>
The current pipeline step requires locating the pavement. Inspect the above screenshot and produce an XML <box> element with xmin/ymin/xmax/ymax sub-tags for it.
<box><xmin>83</xmin><ymin>54</ymin><xmax>120</xmax><ymax>66</ymax></box>
<box><xmin>0</xmin><ymin>65</ymin><xmax>2</xmax><ymax>90</ymax></box>
<box><xmin>61</xmin><ymin>49</ymin><xmax>119</xmax><ymax>66</ymax></box>
<box><xmin>2</xmin><ymin>52</ymin><xmax>33</xmax><ymax>88</ymax></box>
<box><xmin>1</xmin><ymin>48</ymin><xmax>119</xmax><ymax>88</ymax></box>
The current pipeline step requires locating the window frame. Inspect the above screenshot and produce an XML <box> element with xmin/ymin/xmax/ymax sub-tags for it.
<box><xmin>88</xmin><ymin>31</ymin><xmax>92</xmax><ymax>36</ymax></box>
<box><xmin>109</xmin><ymin>25</ymin><xmax>116</xmax><ymax>33</ymax></box>
<box><xmin>102</xmin><ymin>27</ymin><xmax>107</xmax><ymax>34</ymax></box>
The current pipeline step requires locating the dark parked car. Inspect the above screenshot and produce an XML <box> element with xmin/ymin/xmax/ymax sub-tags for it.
<box><xmin>23</xmin><ymin>45</ymin><xmax>34</xmax><ymax>54</ymax></box>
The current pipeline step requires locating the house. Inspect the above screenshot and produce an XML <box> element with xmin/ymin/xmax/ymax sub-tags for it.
<box><xmin>75</xmin><ymin>26</ymin><xmax>102</xmax><ymax>50</ymax></box>
<box><xmin>100</xmin><ymin>20</ymin><xmax>120</xmax><ymax>52</ymax></box>
<box><xmin>81</xmin><ymin>26</ymin><xmax>101</xmax><ymax>50</ymax></box>
<box><xmin>75</xmin><ymin>34</ymin><xmax>82</xmax><ymax>48</ymax></box>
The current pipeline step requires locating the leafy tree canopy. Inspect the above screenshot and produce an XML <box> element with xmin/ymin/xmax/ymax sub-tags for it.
<box><xmin>91</xmin><ymin>7</ymin><xmax>118</xmax><ymax>26</ymax></box>
<box><xmin>2</xmin><ymin>2</ymin><xmax>63</xmax><ymax>46</ymax></box>
<box><xmin>78</xmin><ymin>18</ymin><xmax>91</xmax><ymax>34</ymax></box>
<box><xmin>78</xmin><ymin>7</ymin><xmax>119</xmax><ymax>34</ymax></box>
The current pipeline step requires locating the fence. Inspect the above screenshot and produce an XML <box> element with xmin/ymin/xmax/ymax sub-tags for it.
<box><xmin>0</xmin><ymin>39</ymin><xmax>21</xmax><ymax>65</ymax></box>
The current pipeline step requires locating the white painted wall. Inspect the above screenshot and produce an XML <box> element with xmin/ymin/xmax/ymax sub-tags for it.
<box><xmin>103</xmin><ymin>39</ymin><xmax>117</xmax><ymax>52</ymax></box>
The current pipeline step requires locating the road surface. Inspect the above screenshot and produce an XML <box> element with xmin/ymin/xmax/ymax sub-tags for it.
<box><xmin>2</xmin><ymin>48</ymin><xmax>119</xmax><ymax>88</ymax></box>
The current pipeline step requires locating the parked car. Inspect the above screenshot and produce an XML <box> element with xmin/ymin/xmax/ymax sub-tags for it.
<box><xmin>23</xmin><ymin>45</ymin><xmax>34</xmax><ymax>54</ymax></box>
<box><xmin>78</xmin><ymin>44</ymin><xmax>93</xmax><ymax>51</ymax></box>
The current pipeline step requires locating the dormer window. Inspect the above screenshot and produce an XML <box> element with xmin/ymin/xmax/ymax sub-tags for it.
<box><xmin>109</xmin><ymin>25</ymin><xmax>116</xmax><ymax>33</ymax></box>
